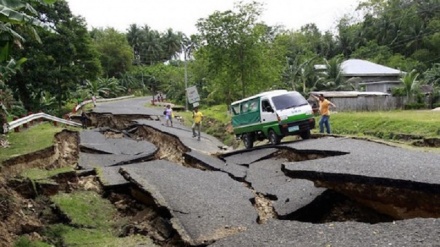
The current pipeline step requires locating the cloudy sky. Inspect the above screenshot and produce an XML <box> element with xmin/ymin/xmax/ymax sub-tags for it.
<box><xmin>66</xmin><ymin>0</ymin><xmax>361</xmax><ymax>34</ymax></box>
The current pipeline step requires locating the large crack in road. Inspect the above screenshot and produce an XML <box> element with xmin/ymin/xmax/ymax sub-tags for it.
<box><xmin>1</xmin><ymin>112</ymin><xmax>440</xmax><ymax>246</ymax></box>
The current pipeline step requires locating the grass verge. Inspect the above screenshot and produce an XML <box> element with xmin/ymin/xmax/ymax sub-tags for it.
<box><xmin>329</xmin><ymin>110</ymin><xmax>440</xmax><ymax>139</ymax></box>
<box><xmin>0</xmin><ymin>122</ymin><xmax>81</xmax><ymax>163</ymax></box>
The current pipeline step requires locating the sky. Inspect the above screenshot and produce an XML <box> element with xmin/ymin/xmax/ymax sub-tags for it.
<box><xmin>66</xmin><ymin>0</ymin><xmax>361</xmax><ymax>35</ymax></box>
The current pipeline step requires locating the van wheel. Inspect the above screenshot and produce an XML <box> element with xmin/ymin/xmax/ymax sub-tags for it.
<box><xmin>243</xmin><ymin>133</ymin><xmax>254</xmax><ymax>149</ymax></box>
<box><xmin>300</xmin><ymin>130</ymin><xmax>311</xmax><ymax>140</ymax></box>
<box><xmin>268</xmin><ymin>130</ymin><xmax>280</xmax><ymax>145</ymax></box>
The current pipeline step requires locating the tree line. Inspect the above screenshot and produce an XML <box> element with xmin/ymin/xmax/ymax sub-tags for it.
<box><xmin>1</xmin><ymin>0</ymin><xmax>440</xmax><ymax>128</ymax></box>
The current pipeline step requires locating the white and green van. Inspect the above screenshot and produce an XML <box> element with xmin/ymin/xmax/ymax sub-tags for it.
<box><xmin>231</xmin><ymin>90</ymin><xmax>315</xmax><ymax>149</ymax></box>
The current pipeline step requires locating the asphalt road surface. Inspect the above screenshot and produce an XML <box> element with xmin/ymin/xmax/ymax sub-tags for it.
<box><xmin>80</xmin><ymin>96</ymin><xmax>440</xmax><ymax>246</ymax></box>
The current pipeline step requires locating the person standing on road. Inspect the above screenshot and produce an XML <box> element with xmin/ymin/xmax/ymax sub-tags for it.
<box><xmin>192</xmin><ymin>107</ymin><xmax>203</xmax><ymax>141</ymax></box>
<box><xmin>80</xmin><ymin>111</ymin><xmax>88</xmax><ymax>129</ymax></box>
<box><xmin>92</xmin><ymin>95</ymin><xmax>97</xmax><ymax>107</ymax></box>
<box><xmin>312</xmin><ymin>94</ymin><xmax>336</xmax><ymax>134</ymax></box>
<box><xmin>164</xmin><ymin>104</ymin><xmax>173</xmax><ymax>127</ymax></box>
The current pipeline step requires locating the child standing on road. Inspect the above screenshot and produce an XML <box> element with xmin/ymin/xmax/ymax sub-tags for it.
<box><xmin>192</xmin><ymin>107</ymin><xmax>203</xmax><ymax>141</ymax></box>
<box><xmin>164</xmin><ymin>105</ymin><xmax>173</xmax><ymax>127</ymax></box>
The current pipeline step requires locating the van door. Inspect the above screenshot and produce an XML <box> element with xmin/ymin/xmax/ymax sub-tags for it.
<box><xmin>260</xmin><ymin>98</ymin><xmax>277</xmax><ymax>124</ymax></box>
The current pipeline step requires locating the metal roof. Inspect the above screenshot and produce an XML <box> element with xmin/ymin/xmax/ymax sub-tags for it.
<box><xmin>310</xmin><ymin>91</ymin><xmax>391</xmax><ymax>98</ymax></box>
<box><xmin>341</xmin><ymin>59</ymin><xmax>403</xmax><ymax>77</ymax></box>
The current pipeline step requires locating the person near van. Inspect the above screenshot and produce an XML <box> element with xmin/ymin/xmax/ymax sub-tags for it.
<box><xmin>312</xmin><ymin>94</ymin><xmax>336</xmax><ymax>134</ymax></box>
<box><xmin>192</xmin><ymin>107</ymin><xmax>203</xmax><ymax>141</ymax></box>
<box><xmin>164</xmin><ymin>104</ymin><xmax>173</xmax><ymax>127</ymax></box>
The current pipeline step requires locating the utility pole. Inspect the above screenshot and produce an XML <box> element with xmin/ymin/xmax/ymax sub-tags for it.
<box><xmin>184</xmin><ymin>49</ymin><xmax>188</xmax><ymax>111</ymax></box>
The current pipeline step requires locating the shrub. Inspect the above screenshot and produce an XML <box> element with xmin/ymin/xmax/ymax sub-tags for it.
<box><xmin>403</xmin><ymin>103</ymin><xmax>426</xmax><ymax>110</ymax></box>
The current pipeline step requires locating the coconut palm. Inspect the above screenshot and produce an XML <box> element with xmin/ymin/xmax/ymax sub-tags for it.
<box><xmin>140</xmin><ymin>26</ymin><xmax>163</xmax><ymax>65</ymax></box>
<box><xmin>126</xmin><ymin>24</ymin><xmax>143</xmax><ymax>64</ymax></box>
<box><xmin>162</xmin><ymin>29</ymin><xmax>182</xmax><ymax>60</ymax></box>
<box><xmin>400</xmin><ymin>69</ymin><xmax>420</xmax><ymax>102</ymax></box>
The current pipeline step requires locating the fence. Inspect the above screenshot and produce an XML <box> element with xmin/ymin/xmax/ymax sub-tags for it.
<box><xmin>329</xmin><ymin>96</ymin><xmax>407</xmax><ymax>112</ymax></box>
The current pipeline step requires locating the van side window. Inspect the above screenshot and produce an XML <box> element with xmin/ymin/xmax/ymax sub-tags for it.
<box><xmin>231</xmin><ymin>104</ymin><xmax>240</xmax><ymax>115</ymax></box>
<box><xmin>248</xmin><ymin>98</ymin><xmax>259</xmax><ymax>112</ymax></box>
<box><xmin>262</xmin><ymin>100</ymin><xmax>273</xmax><ymax>112</ymax></box>
<box><xmin>242</xmin><ymin>102</ymin><xmax>248</xmax><ymax>113</ymax></box>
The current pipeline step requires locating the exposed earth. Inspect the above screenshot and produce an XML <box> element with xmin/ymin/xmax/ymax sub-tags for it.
<box><xmin>1</xmin><ymin>97</ymin><xmax>439</xmax><ymax>247</ymax></box>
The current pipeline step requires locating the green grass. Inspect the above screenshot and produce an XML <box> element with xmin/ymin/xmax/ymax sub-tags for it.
<box><xmin>0</xmin><ymin>122</ymin><xmax>74</xmax><ymax>163</ymax></box>
<box><xmin>14</xmin><ymin>237</ymin><xmax>52</xmax><ymax>247</ymax></box>
<box><xmin>329</xmin><ymin>110</ymin><xmax>440</xmax><ymax>138</ymax></box>
<box><xmin>20</xmin><ymin>167</ymin><xmax>74</xmax><ymax>180</ymax></box>
<box><xmin>51</xmin><ymin>191</ymin><xmax>118</xmax><ymax>229</ymax></box>
<box><xmin>47</xmin><ymin>191</ymin><xmax>157</xmax><ymax>246</ymax></box>
<box><xmin>44</xmin><ymin>224</ymin><xmax>157</xmax><ymax>247</ymax></box>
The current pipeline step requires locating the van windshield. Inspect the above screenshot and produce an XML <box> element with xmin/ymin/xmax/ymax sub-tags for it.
<box><xmin>272</xmin><ymin>92</ymin><xmax>308</xmax><ymax>110</ymax></box>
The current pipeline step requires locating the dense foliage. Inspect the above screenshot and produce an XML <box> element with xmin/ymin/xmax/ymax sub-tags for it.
<box><xmin>1</xmin><ymin>0</ymin><xmax>440</xmax><ymax>119</ymax></box>
<box><xmin>7</xmin><ymin>0</ymin><xmax>101</xmax><ymax>115</ymax></box>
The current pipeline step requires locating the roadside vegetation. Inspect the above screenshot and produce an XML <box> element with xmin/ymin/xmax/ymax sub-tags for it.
<box><xmin>0</xmin><ymin>123</ymin><xmax>78</xmax><ymax>163</ymax></box>
<box><xmin>331</xmin><ymin>110</ymin><xmax>440</xmax><ymax>139</ymax></box>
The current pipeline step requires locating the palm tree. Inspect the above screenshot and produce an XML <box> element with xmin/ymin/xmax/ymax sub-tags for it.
<box><xmin>400</xmin><ymin>70</ymin><xmax>420</xmax><ymax>102</ymax></box>
<box><xmin>126</xmin><ymin>24</ymin><xmax>143</xmax><ymax>64</ymax></box>
<box><xmin>140</xmin><ymin>26</ymin><xmax>163</xmax><ymax>65</ymax></box>
<box><xmin>162</xmin><ymin>29</ymin><xmax>182</xmax><ymax>60</ymax></box>
<box><xmin>321</xmin><ymin>56</ymin><xmax>345</xmax><ymax>91</ymax></box>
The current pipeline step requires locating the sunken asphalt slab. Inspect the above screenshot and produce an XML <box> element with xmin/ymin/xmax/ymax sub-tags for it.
<box><xmin>135</xmin><ymin>119</ymin><xmax>226</xmax><ymax>154</ymax></box>
<box><xmin>119</xmin><ymin>160</ymin><xmax>258</xmax><ymax>246</ymax></box>
<box><xmin>246</xmin><ymin>158</ymin><xmax>326</xmax><ymax>217</ymax></box>
<box><xmin>184</xmin><ymin>150</ymin><xmax>248</xmax><ymax>180</ymax></box>
<box><xmin>78</xmin><ymin>152</ymin><xmax>155</xmax><ymax>169</ymax></box>
<box><xmin>220</xmin><ymin>148</ymin><xmax>278</xmax><ymax>166</ymax></box>
<box><xmin>79</xmin><ymin>129</ymin><xmax>157</xmax><ymax>155</ymax></box>
<box><xmin>282</xmin><ymin>137</ymin><xmax>440</xmax><ymax>190</ymax></box>
<box><xmin>184</xmin><ymin>149</ymin><xmax>326</xmax><ymax>217</ymax></box>
<box><xmin>78</xmin><ymin>128</ymin><xmax>157</xmax><ymax>188</ymax></box>
<box><xmin>209</xmin><ymin>217</ymin><xmax>440</xmax><ymax>247</ymax></box>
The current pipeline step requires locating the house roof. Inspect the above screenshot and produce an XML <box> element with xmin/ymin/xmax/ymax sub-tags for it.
<box><xmin>341</xmin><ymin>59</ymin><xmax>403</xmax><ymax>77</ymax></box>
<box><xmin>310</xmin><ymin>91</ymin><xmax>391</xmax><ymax>98</ymax></box>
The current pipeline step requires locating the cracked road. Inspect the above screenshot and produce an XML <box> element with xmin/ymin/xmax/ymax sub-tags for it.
<box><xmin>79</xmin><ymin>96</ymin><xmax>440</xmax><ymax>246</ymax></box>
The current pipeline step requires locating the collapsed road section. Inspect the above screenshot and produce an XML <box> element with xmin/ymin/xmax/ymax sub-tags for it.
<box><xmin>2</xmin><ymin>110</ymin><xmax>440</xmax><ymax>246</ymax></box>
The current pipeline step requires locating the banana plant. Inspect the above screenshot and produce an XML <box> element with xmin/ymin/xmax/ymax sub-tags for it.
<box><xmin>0</xmin><ymin>0</ymin><xmax>57</xmax><ymax>62</ymax></box>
